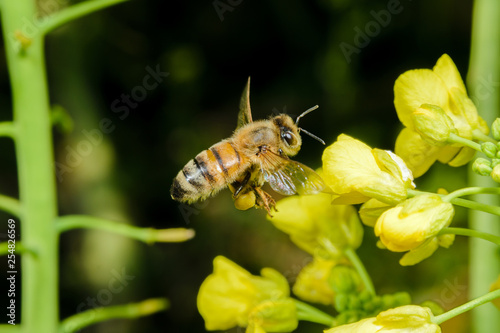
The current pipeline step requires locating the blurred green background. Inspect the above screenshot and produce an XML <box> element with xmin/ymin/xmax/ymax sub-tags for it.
<box><xmin>0</xmin><ymin>0</ymin><xmax>475</xmax><ymax>332</ymax></box>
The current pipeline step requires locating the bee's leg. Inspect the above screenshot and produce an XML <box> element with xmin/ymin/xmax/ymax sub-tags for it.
<box><xmin>253</xmin><ymin>187</ymin><xmax>276</xmax><ymax>216</ymax></box>
<box><xmin>231</xmin><ymin>171</ymin><xmax>252</xmax><ymax>197</ymax></box>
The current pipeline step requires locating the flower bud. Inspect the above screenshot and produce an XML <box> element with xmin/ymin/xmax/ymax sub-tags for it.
<box><xmin>411</xmin><ymin>104</ymin><xmax>456</xmax><ymax>146</ymax></box>
<box><xmin>481</xmin><ymin>142</ymin><xmax>498</xmax><ymax>158</ymax></box>
<box><xmin>491</xmin><ymin>164</ymin><xmax>500</xmax><ymax>183</ymax></box>
<box><xmin>492</xmin><ymin>118</ymin><xmax>500</xmax><ymax>141</ymax></box>
<box><xmin>375</xmin><ymin>194</ymin><xmax>454</xmax><ymax>253</ymax></box>
<box><xmin>328</xmin><ymin>266</ymin><xmax>362</xmax><ymax>294</ymax></box>
<box><xmin>420</xmin><ymin>301</ymin><xmax>444</xmax><ymax>316</ymax></box>
<box><xmin>292</xmin><ymin>257</ymin><xmax>336</xmax><ymax>305</ymax></box>
<box><xmin>325</xmin><ymin>305</ymin><xmax>441</xmax><ymax>333</ymax></box>
<box><xmin>472</xmin><ymin>158</ymin><xmax>492</xmax><ymax>176</ymax></box>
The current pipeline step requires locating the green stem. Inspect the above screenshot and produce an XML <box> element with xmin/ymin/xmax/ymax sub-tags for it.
<box><xmin>408</xmin><ymin>188</ymin><xmax>500</xmax><ymax>216</ymax></box>
<box><xmin>467</xmin><ymin>0</ymin><xmax>500</xmax><ymax>331</ymax></box>
<box><xmin>450</xmin><ymin>197</ymin><xmax>500</xmax><ymax>216</ymax></box>
<box><xmin>294</xmin><ymin>299</ymin><xmax>336</xmax><ymax>327</ymax></box>
<box><xmin>39</xmin><ymin>0</ymin><xmax>128</xmax><ymax>36</ymax></box>
<box><xmin>56</xmin><ymin>215</ymin><xmax>195</xmax><ymax>243</ymax></box>
<box><xmin>443</xmin><ymin>187</ymin><xmax>500</xmax><ymax>202</ymax></box>
<box><xmin>59</xmin><ymin>298</ymin><xmax>169</xmax><ymax>333</ymax></box>
<box><xmin>439</xmin><ymin>227</ymin><xmax>500</xmax><ymax>246</ymax></box>
<box><xmin>0</xmin><ymin>1</ymin><xmax>59</xmax><ymax>331</ymax></box>
<box><xmin>448</xmin><ymin>133</ymin><xmax>482</xmax><ymax>151</ymax></box>
<box><xmin>472</xmin><ymin>129</ymin><xmax>497</xmax><ymax>143</ymax></box>
<box><xmin>0</xmin><ymin>121</ymin><xmax>16</xmax><ymax>138</ymax></box>
<box><xmin>344</xmin><ymin>247</ymin><xmax>376</xmax><ymax>296</ymax></box>
<box><xmin>433</xmin><ymin>289</ymin><xmax>500</xmax><ymax>325</ymax></box>
<box><xmin>0</xmin><ymin>194</ymin><xmax>21</xmax><ymax>217</ymax></box>
<box><xmin>0</xmin><ymin>241</ymin><xmax>32</xmax><ymax>256</ymax></box>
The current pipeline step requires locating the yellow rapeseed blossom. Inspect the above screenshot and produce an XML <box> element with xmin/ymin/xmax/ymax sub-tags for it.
<box><xmin>394</xmin><ymin>54</ymin><xmax>489</xmax><ymax>177</ymax></box>
<box><xmin>324</xmin><ymin>305</ymin><xmax>441</xmax><ymax>333</ymax></box>
<box><xmin>268</xmin><ymin>192</ymin><xmax>363</xmax><ymax>259</ymax></box>
<box><xmin>322</xmin><ymin>134</ymin><xmax>415</xmax><ymax>206</ymax></box>
<box><xmin>292</xmin><ymin>257</ymin><xmax>338</xmax><ymax>305</ymax></box>
<box><xmin>197</xmin><ymin>256</ymin><xmax>297</xmax><ymax>332</ymax></box>
<box><xmin>374</xmin><ymin>194</ymin><xmax>455</xmax><ymax>265</ymax></box>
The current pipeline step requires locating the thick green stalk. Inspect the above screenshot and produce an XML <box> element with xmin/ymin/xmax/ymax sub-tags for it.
<box><xmin>0</xmin><ymin>1</ymin><xmax>59</xmax><ymax>331</ymax></box>
<box><xmin>467</xmin><ymin>0</ymin><xmax>500</xmax><ymax>331</ymax></box>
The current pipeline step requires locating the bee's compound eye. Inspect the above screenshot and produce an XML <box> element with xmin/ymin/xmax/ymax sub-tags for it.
<box><xmin>282</xmin><ymin>131</ymin><xmax>294</xmax><ymax>145</ymax></box>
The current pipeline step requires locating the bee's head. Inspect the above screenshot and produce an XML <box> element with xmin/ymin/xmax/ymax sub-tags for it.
<box><xmin>272</xmin><ymin>114</ymin><xmax>302</xmax><ymax>156</ymax></box>
<box><xmin>272</xmin><ymin>105</ymin><xmax>324</xmax><ymax>157</ymax></box>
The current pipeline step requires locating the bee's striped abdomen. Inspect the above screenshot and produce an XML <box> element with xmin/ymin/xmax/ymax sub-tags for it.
<box><xmin>171</xmin><ymin>140</ymin><xmax>246</xmax><ymax>203</ymax></box>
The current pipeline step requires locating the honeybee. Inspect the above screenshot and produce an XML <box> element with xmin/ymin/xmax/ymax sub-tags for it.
<box><xmin>170</xmin><ymin>78</ymin><xmax>325</xmax><ymax>214</ymax></box>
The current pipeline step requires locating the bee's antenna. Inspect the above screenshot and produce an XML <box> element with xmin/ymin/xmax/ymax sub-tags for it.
<box><xmin>299</xmin><ymin>127</ymin><xmax>326</xmax><ymax>145</ymax></box>
<box><xmin>295</xmin><ymin>105</ymin><xmax>319</xmax><ymax>126</ymax></box>
<box><xmin>295</xmin><ymin>105</ymin><xmax>325</xmax><ymax>145</ymax></box>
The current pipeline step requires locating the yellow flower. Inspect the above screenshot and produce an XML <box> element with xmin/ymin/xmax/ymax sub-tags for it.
<box><xmin>197</xmin><ymin>256</ymin><xmax>297</xmax><ymax>332</ymax></box>
<box><xmin>322</xmin><ymin>134</ymin><xmax>415</xmax><ymax>206</ymax></box>
<box><xmin>292</xmin><ymin>257</ymin><xmax>337</xmax><ymax>305</ymax></box>
<box><xmin>268</xmin><ymin>192</ymin><xmax>362</xmax><ymax>259</ymax></box>
<box><xmin>394</xmin><ymin>54</ymin><xmax>489</xmax><ymax>177</ymax></box>
<box><xmin>374</xmin><ymin>194</ymin><xmax>455</xmax><ymax>265</ymax></box>
<box><xmin>324</xmin><ymin>305</ymin><xmax>441</xmax><ymax>333</ymax></box>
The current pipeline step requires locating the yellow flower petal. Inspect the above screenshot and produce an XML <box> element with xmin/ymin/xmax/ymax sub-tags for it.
<box><xmin>293</xmin><ymin>257</ymin><xmax>336</xmax><ymax>305</ymax></box>
<box><xmin>375</xmin><ymin>305</ymin><xmax>441</xmax><ymax>332</ymax></box>
<box><xmin>395</xmin><ymin>128</ymin><xmax>441</xmax><ymax>178</ymax></box>
<box><xmin>432</xmin><ymin>54</ymin><xmax>467</xmax><ymax>93</ymax></box>
<box><xmin>323</xmin><ymin>134</ymin><xmax>409</xmax><ymax>205</ymax></box>
<box><xmin>325</xmin><ymin>306</ymin><xmax>441</xmax><ymax>332</ymax></box>
<box><xmin>394</xmin><ymin>69</ymin><xmax>449</xmax><ymax>130</ymax></box>
<box><xmin>399</xmin><ymin>238</ymin><xmax>439</xmax><ymax>266</ymax></box>
<box><xmin>447</xmin><ymin>146</ymin><xmax>476</xmax><ymax>167</ymax></box>
<box><xmin>197</xmin><ymin>256</ymin><xmax>292</xmax><ymax>331</ymax></box>
<box><xmin>269</xmin><ymin>193</ymin><xmax>363</xmax><ymax>258</ymax></box>
<box><xmin>374</xmin><ymin>194</ymin><xmax>454</xmax><ymax>253</ymax></box>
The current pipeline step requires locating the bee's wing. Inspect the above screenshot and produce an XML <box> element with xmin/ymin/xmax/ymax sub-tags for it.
<box><xmin>263</xmin><ymin>155</ymin><xmax>325</xmax><ymax>196</ymax></box>
<box><xmin>237</xmin><ymin>77</ymin><xmax>253</xmax><ymax>129</ymax></box>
